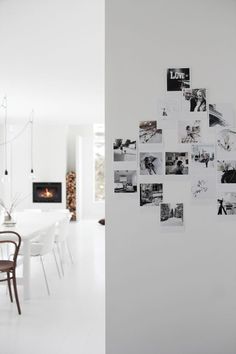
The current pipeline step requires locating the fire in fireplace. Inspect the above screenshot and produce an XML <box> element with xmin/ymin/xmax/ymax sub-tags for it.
<box><xmin>33</xmin><ymin>182</ymin><xmax>62</xmax><ymax>203</ymax></box>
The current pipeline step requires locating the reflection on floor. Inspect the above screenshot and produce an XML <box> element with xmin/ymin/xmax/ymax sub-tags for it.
<box><xmin>0</xmin><ymin>220</ymin><xmax>105</xmax><ymax>354</ymax></box>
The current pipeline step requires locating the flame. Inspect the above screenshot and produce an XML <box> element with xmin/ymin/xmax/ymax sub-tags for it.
<box><xmin>39</xmin><ymin>188</ymin><xmax>53</xmax><ymax>198</ymax></box>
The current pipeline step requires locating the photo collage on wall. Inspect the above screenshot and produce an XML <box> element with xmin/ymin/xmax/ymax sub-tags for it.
<box><xmin>112</xmin><ymin>67</ymin><xmax>236</xmax><ymax>229</ymax></box>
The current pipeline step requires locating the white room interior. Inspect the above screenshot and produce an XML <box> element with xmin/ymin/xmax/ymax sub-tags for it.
<box><xmin>0</xmin><ymin>1</ymin><xmax>105</xmax><ymax>354</ymax></box>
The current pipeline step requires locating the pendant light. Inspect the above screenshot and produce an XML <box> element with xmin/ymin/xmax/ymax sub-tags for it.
<box><xmin>1</xmin><ymin>96</ymin><xmax>9</xmax><ymax>183</ymax></box>
<box><xmin>29</xmin><ymin>110</ymin><xmax>36</xmax><ymax>180</ymax></box>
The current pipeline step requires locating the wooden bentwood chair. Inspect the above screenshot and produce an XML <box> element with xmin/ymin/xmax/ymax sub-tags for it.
<box><xmin>0</xmin><ymin>231</ymin><xmax>21</xmax><ymax>315</ymax></box>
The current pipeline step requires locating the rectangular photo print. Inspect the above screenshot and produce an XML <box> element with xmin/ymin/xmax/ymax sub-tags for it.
<box><xmin>114</xmin><ymin>170</ymin><xmax>137</xmax><ymax>193</ymax></box>
<box><xmin>182</xmin><ymin>88</ymin><xmax>207</xmax><ymax>112</ymax></box>
<box><xmin>167</xmin><ymin>68</ymin><xmax>190</xmax><ymax>91</ymax></box>
<box><xmin>178</xmin><ymin>120</ymin><xmax>201</xmax><ymax>143</ymax></box>
<box><xmin>217</xmin><ymin>160</ymin><xmax>236</xmax><ymax>184</ymax></box>
<box><xmin>191</xmin><ymin>176</ymin><xmax>216</xmax><ymax>201</ymax></box>
<box><xmin>140</xmin><ymin>152</ymin><xmax>163</xmax><ymax>175</ymax></box>
<box><xmin>217</xmin><ymin>192</ymin><xmax>236</xmax><ymax>216</ymax></box>
<box><xmin>165</xmin><ymin>152</ymin><xmax>189</xmax><ymax>175</ymax></box>
<box><xmin>160</xmin><ymin>203</ymin><xmax>184</xmax><ymax>230</ymax></box>
<box><xmin>191</xmin><ymin>145</ymin><xmax>215</xmax><ymax>173</ymax></box>
<box><xmin>140</xmin><ymin>183</ymin><xmax>163</xmax><ymax>207</ymax></box>
<box><xmin>139</xmin><ymin>121</ymin><xmax>162</xmax><ymax>144</ymax></box>
<box><xmin>209</xmin><ymin>103</ymin><xmax>235</xmax><ymax>128</ymax></box>
<box><xmin>113</xmin><ymin>138</ymin><xmax>137</xmax><ymax>162</ymax></box>
<box><xmin>217</xmin><ymin>129</ymin><xmax>236</xmax><ymax>156</ymax></box>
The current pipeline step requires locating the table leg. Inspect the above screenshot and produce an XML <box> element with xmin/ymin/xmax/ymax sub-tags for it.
<box><xmin>23</xmin><ymin>239</ymin><xmax>31</xmax><ymax>300</ymax></box>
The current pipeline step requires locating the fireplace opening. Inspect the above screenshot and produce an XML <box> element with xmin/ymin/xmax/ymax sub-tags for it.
<box><xmin>33</xmin><ymin>182</ymin><xmax>62</xmax><ymax>203</ymax></box>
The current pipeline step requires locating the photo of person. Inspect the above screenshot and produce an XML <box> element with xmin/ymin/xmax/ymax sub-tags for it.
<box><xmin>113</xmin><ymin>138</ymin><xmax>137</xmax><ymax>162</ymax></box>
<box><xmin>191</xmin><ymin>176</ymin><xmax>216</xmax><ymax>200</ymax></box>
<box><xmin>167</xmin><ymin>68</ymin><xmax>190</xmax><ymax>91</ymax></box>
<box><xmin>140</xmin><ymin>183</ymin><xmax>163</xmax><ymax>206</ymax></box>
<box><xmin>160</xmin><ymin>203</ymin><xmax>184</xmax><ymax>228</ymax></box>
<box><xmin>139</xmin><ymin>121</ymin><xmax>162</xmax><ymax>144</ymax></box>
<box><xmin>114</xmin><ymin>170</ymin><xmax>137</xmax><ymax>193</ymax></box>
<box><xmin>209</xmin><ymin>103</ymin><xmax>235</xmax><ymax>128</ymax></box>
<box><xmin>191</xmin><ymin>145</ymin><xmax>215</xmax><ymax>172</ymax></box>
<box><xmin>217</xmin><ymin>160</ymin><xmax>236</xmax><ymax>183</ymax></box>
<box><xmin>165</xmin><ymin>152</ymin><xmax>189</xmax><ymax>175</ymax></box>
<box><xmin>182</xmin><ymin>88</ymin><xmax>207</xmax><ymax>112</ymax></box>
<box><xmin>178</xmin><ymin>120</ymin><xmax>201</xmax><ymax>143</ymax></box>
<box><xmin>217</xmin><ymin>129</ymin><xmax>236</xmax><ymax>153</ymax></box>
<box><xmin>140</xmin><ymin>153</ymin><xmax>163</xmax><ymax>175</ymax></box>
<box><xmin>217</xmin><ymin>193</ymin><xmax>236</xmax><ymax>215</ymax></box>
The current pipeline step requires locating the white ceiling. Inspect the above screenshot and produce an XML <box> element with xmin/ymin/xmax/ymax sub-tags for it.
<box><xmin>0</xmin><ymin>0</ymin><xmax>104</xmax><ymax>124</ymax></box>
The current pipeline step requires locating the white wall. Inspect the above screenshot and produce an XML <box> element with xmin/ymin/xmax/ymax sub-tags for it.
<box><xmin>106</xmin><ymin>1</ymin><xmax>236</xmax><ymax>353</ymax></box>
<box><xmin>0</xmin><ymin>123</ymin><xmax>67</xmax><ymax>211</ymax></box>
<box><xmin>68</xmin><ymin>125</ymin><xmax>105</xmax><ymax>220</ymax></box>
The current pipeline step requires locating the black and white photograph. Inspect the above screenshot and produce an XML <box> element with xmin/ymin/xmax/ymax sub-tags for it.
<box><xmin>178</xmin><ymin>120</ymin><xmax>201</xmax><ymax>143</ymax></box>
<box><xmin>139</xmin><ymin>121</ymin><xmax>162</xmax><ymax>144</ymax></box>
<box><xmin>140</xmin><ymin>152</ymin><xmax>163</xmax><ymax>175</ymax></box>
<box><xmin>114</xmin><ymin>170</ymin><xmax>137</xmax><ymax>193</ymax></box>
<box><xmin>191</xmin><ymin>145</ymin><xmax>215</xmax><ymax>172</ymax></box>
<box><xmin>209</xmin><ymin>103</ymin><xmax>235</xmax><ymax>128</ymax></box>
<box><xmin>140</xmin><ymin>183</ymin><xmax>163</xmax><ymax>206</ymax></box>
<box><xmin>165</xmin><ymin>152</ymin><xmax>189</xmax><ymax>175</ymax></box>
<box><xmin>158</xmin><ymin>96</ymin><xmax>182</xmax><ymax>119</ymax></box>
<box><xmin>182</xmin><ymin>88</ymin><xmax>207</xmax><ymax>112</ymax></box>
<box><xmin>217</xmin><ymin>160</ymin><xmax>236</xmax><ymax>183</ymax></box>
<box><xmin>217</xmin><ymin>129</ymin><xmax>236</xmax><ymax>154</ymax></box>
<box><xmin>160</xmin><ymin>203</ymin><xmax>184</xmax><ymax>229</ymax></box>
<box><xmin>167</xmin><ymin>68</ymin><xmax>190</xmax><ymax>91</ymax></box>
<box><xmin>113</xmin><ymin>138</ymin><xmax>137</xmax><ymax>162</ymax></box>
<box><xmin>191</xmin><ymin>176</ymin><xmax>216</xmax><ymax>201</ymax></box>
<box><xmin>217</xmin><ymin>193</ymin><xmax>236</xmax><ymax>216</ymax></box>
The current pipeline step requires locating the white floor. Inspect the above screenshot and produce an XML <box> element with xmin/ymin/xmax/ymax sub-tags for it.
<box><xmin>0</xmin><ymin>220</ymin><xmax>105</xmax><ymax>354</ymax></box>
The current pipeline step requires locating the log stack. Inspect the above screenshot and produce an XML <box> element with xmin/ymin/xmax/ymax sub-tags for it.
<box><xmin>66</xmin><ymin>171</ymin><xmax>76</xmax><ymax>221</ymax></box>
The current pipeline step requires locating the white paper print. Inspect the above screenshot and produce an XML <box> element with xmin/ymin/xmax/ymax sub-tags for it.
<box><xmin>114</xmin><ymin>170</ymin><xmax>137</xmax><ymax>193</ymax></box>
<box><xmin>140</xmin><ymin>152</ymin><xmax>163</xmax><ymax>175</ymax></box>
<box><xmin>113</xmin><ymin>138</ymin><xmax>137</xmax><ymax>162</ymax></box>
<box><xmin>139</xmin><ymin>121</ymin><xmax>162</xmax><ymax>144</ymax></box>
<box><xmin>140</xmin><ymin>183</ymin><xmax>163</xmax><ymax>206</ymax></box>
<box><xmin>178</xmin><ymin>120</ymin><xmax>201</xmax><ymax>143</ymax></box>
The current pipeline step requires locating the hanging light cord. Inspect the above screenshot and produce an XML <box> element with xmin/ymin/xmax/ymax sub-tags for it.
<box><xmin>30</xmin><ymin>111</ymin><xmax>34</xmax><ymax>173</ymax></box>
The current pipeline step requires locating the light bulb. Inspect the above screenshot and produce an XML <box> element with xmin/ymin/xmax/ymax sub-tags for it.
<box><xmin>29</xmin><ymin>168</ymin><xmax>36</xmax><ymax>180</ymax></box>
<box><xmin>1</xmin><ymin>170</ymin><xmax>9</xmax><ymax>184</ymax></box>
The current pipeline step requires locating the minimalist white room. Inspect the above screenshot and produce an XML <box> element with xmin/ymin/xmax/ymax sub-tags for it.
<box><xmin>0</xmin><ymin>1</ymin><xmax>105</xmax><ymax>354</ymax></box>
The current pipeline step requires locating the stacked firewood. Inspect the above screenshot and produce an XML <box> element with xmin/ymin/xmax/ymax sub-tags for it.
<box><xmin>66</xmin><ymin>171</ymin><xmax>76</xmax><ymax>221</ymax></box>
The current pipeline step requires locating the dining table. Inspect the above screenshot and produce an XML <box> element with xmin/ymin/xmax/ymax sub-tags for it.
<box><xmin>0</xmin><ymin>211</ymin><xmax>68</xmax><ymax>300</ymax></box>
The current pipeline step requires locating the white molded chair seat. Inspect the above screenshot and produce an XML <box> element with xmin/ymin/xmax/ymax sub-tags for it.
<box><xmin>19</xmin><ymin>224</ymin><xmax>59</xmax><ymax>295</ymax></box>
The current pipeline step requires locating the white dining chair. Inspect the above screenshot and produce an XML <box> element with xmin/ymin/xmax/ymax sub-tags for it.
<box><xmin>19</xmin><ymin>223</ymin><xmax>59</xmax><ymax>295</ymax></box>
<box><xmin>54</xmin><ymin>213</ymin><xmax>73</xmax><ymax>276</ymax></box>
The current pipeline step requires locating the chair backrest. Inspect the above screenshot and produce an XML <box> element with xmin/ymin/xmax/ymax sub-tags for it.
<box><xmin>38</xmin><ymin>224</ymin><xmax>56</xmax><ymax>256</ymax></box>
<box><xmin>0</xmin><ymin>231</ymin><xmax>21</xmax><ymax>266</ymax></box>
<box><xmin>55</xmin><ymin>215</ymin><xmax>71</xmax><ymax>243</ymax></box>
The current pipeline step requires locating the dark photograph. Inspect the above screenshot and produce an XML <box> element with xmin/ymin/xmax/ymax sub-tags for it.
<box><xmin>140</xmin><ymin>183</ymin><xmax>163</xmax><ymax>206</ymax></box>
<box><xmin>113</xmin><ymin>138</ymin><xmax>137</xmax><ymax>161</ymax></box>
<box><xmin>182</xmin><ymin>88</ymin><xmax>207</xmax><ymax>112</ymax></box>
<box><xmin>167</xmin><ymin>68</ymin><xmax>190</xmax><ymax>91</ymax></box>
<box><xmin>139</xmin><ymin>121</ymin><xmax>162</xmax><ymax>143</ymax></box>
<box><xmin>217</xmin><ymin>160</ymin><xmax>236</xmax><ymax>183</ymax></box>
<box><xmin>114</xmin><ymin>170</ymin><xmax>137</xmax><ymax>193</ymax></box>
<box><xmin>165</xmin><ymin>152</ymin><xmax>189</xmax><ymax>175</ymax></box>
<box><xmin>209</xmin><ymin>103</ymin><xmax>234</xmax><ymax>128</ymax></box>
<box><xmin>140</xmin><ymin>153</ymin><xmax>163</xmax><ymax>175</ymax></box>
<box><xmin>160</xmin><ymin>203</ymin><xmax>184</xmax><ymax>227</ymax></box>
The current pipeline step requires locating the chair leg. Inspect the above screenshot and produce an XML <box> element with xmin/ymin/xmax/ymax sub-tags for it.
<box><xmin>57</xmin><ymin>243</ymin><xmax>64</xmax><ymax>276</ymax></box>
<box><xmin>66</xmin><ymin>240</ymin><xmax>74</xmax><ymax>264</ymax></box>
<box><xmin>40</xmin><ymin>256</ymin><xmax>50</xmax><ymax>296</ymax></box>
<box><xmin>52</xmin><ymin>248</ymin><xmax>61</xmax><ymax>279</ymax></box>
<box><xmin>12</xmin><ymin>270</ymin><xmax>21</xmax><ymax>315</ymax></box>
<box><xmin>7</xmin><ymin>272</ymin><xmax>13</xmax><ymax>302</ymax></box>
